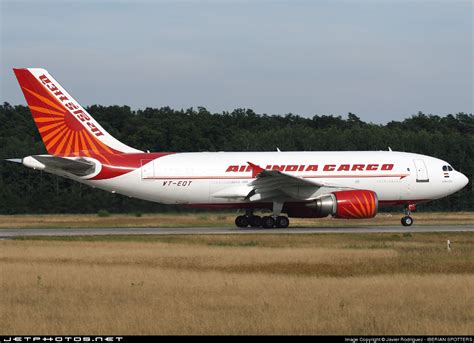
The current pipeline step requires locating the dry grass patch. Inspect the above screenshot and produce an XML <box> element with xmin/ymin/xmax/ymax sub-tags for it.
<box><xmin>0</xmin><ymin>213</ymin><xmax>232</xmax><ymax>229</ymax></box>
<box><xmin>1</xmin><ymin>233</ymin><xmax>473</xmax><ymax>335</ymax></box>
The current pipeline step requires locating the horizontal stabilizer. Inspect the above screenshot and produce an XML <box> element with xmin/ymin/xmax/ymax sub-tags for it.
<box><xmin>5</xmin><ymin>158</ymin><xmax>22</xmax><ymax>164</ymax></box>
<box><xmin>21</xmin><ymin>155</ymin><xmax>96</xmax><ymax>176</ymax></box>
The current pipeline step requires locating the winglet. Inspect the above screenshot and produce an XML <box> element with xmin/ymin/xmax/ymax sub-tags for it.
<box><xmin>247</xmin><ymin>162</ymin><xmax>264</xmax><ymax>178</ymax></box>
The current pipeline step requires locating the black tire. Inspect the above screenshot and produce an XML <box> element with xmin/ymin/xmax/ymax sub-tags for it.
<box><xmin>235</xmin><ymin>215</ymin><xmax>249</xmax><ymax>228</ymax></box>
<box><xmin>261</xmin><ymin>216</ymin><xmax>275</xmax><ymax>229</ymax></box>
<box><xmin>401</xmin><ymin>216</ymin><xmax>413</xmax><ymax>227</ymax></box>
<box><xmin>275</xmin><ymin>216</ymin><xmax>290</xmax><ymax>228</ymax></box>
<box><xmin>249</xmin><ymin>215</ymin><xmax>262</xmax><ymax>228</ymax></box>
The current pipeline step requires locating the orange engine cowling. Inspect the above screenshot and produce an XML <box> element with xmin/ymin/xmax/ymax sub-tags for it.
<box><xmin>308</xmin><ymin>190</ymin><xmax>378</xmax><ymax>219</ymax></box>
<box><xmin>333</xmin><ymin>190</ymin><xmax>378</xmax><ymax>219</ymax></box>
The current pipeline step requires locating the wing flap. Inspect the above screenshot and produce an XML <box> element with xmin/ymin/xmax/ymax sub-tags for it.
<box><xmin>211</xmin><ymin>186</ymin><xmax>251</xmax><ymax>199</ymax></box>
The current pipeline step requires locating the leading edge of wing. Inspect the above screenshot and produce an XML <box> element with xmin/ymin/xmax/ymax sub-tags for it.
<box><xmin>245</xmin><ymin>161</ymin><xmax>335</xmax><ymax>202</ymax></box>
<box><xmin>247</xmin><ymin>161</ymin><xmax>325</xmax><ymax>188</ymax></box>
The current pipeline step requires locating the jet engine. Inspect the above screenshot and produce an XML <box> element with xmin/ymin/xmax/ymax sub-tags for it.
<box><xmin>309</xmin><ymin>190</ymin><xmax>378</xmax><ymax>219</ymax></box>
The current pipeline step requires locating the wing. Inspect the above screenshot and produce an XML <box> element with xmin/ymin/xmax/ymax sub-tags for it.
<box><xmin>245</xmin><ymin>162</ymin><xmax>326</xmax><ymax>202</ymax></box>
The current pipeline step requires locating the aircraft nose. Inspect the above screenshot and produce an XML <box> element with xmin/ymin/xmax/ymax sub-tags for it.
<box><xmin>460</xmin><ymin>172</ymin><xmax>469</xmax><ymax>188</ymax></box>
<box><xmin>457</xmin><ymin>172</ymin><xmax>469</xmax><ymax>190</ymax></box>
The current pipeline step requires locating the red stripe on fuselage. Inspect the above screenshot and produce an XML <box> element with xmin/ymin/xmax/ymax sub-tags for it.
<box><xmin>143</xmin><ymin>173</ymin><xmax>409</xmax><ymax>180</ymax></box>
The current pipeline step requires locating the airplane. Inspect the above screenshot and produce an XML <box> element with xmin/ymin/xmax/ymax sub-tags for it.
<box><xmin>7</xmin><ymin>68</ymin><xmax>469</xmax><ymax>228</ymax></box>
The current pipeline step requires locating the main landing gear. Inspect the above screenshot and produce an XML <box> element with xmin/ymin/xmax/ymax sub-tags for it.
<box><xmin>235</xmin><ymin>214</ymin><xmax>290</xmax><ymax>228</ymax></box>
<box><xmin>235</xmin><ymin>204</ymin><xmax>290</xmax><ymax>229</ymax></box>
<box><xmin>401</xmin><ymin>203</ymin><xmax>416</xmax><ymax>227</ymax></box>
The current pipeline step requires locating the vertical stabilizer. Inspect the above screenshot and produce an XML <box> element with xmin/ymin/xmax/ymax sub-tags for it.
<box><xmin>13</xmin><ymin>68</ymin><xmax>142</xmax><ymax>157</ymax></box>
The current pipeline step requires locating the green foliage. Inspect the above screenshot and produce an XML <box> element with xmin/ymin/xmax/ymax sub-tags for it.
<box><xmin>97</xmin><ymin>209</ymin><xmax>110</xmax><ymax>217</ymax></box>
<box><xmin>0</xmin><ymin>102</ymin><xmax>472</xmax><ymax>213</ymax></box>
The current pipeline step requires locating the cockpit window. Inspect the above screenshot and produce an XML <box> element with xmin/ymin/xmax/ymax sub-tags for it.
<box><xmin>448</xmin><ymin>166</ymin><xmax>453</xmax><ymax>171</ymax></box>
<box><xmin>442</xmin><ymin>166</ymin><xmax>448</xmax><ymax>171</ymax></box>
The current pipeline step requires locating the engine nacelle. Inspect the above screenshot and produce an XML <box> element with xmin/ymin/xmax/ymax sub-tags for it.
<box><xmin>310</xmin><ymin>190</ymin><xmax>378</xmax><ymax>219</ymax></box>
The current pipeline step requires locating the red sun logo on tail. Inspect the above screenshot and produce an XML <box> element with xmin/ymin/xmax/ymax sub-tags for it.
<box><xmin>14</xmin><ymin>69</ymin><xmax>120</xmax><ymax>163</ymax></box>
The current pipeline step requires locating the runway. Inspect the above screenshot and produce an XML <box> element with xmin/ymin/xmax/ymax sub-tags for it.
<box><xmin>0</xmin><ymin>225</ymin><xmax>473</xmax><ymax>238</ymax></box>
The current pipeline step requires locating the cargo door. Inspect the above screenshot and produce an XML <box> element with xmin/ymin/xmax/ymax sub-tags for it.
<box><xmin>141</xmin><ymin>159</ymin><xmax>154</xmax><ymax>179</ymax></box>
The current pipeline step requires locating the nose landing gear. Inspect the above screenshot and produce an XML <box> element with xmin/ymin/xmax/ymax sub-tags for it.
<box><xmin>401</xmin><ymin>203</ymin><xmax>416</xmax><ymax>227</ymax></box>
<box><xmin>401</xmin><ymin>216</ymin><xmax>413</xmax><ymax>226</ymax></box>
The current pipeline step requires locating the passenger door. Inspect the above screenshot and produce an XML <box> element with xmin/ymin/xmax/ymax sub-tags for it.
<box><xmin>413</xmin><ymin>159</ymin><xmax>429</xmax><ymax>182</ymax></box>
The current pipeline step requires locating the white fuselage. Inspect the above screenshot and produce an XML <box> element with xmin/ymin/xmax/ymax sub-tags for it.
<box><xmin>13</xmin><ymin>68</ymin><xmax>469</xmax><ymax>224</ymax></box>
<box><xmin>81</xmin><ymin>151</ymin><xmax>468</xmax><ymax>207</ymax></box>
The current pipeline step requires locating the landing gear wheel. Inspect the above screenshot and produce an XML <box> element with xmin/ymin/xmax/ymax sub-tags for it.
<box><xmin>261</xmin><ymin>216</ymin><xmax>275</xmax><ymax>229</ymax></box>
<box><xmin>249</xmin><ymin>215</ymin><xmax>262</xmax><ymax>228</ymax></box>
<box><xmin>275</xmin><ymin>216</ymin><xmax>290</xmax><ymax>228</ymax></box>
<box><xmin>235</xmin><ymin>215</ymin><xmax>249</xmax><ymax>228</ymax></box>
<box><xmin>401</xmin><ymin>216</ymin><xmax>413</xmax><ymax>227</ymax></box>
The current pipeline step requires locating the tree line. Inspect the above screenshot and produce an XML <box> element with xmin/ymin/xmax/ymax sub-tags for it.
<box><xmin>0</xmin><ymin>102</ymin><xmax>472</xmax><ymax>214</ymax></box>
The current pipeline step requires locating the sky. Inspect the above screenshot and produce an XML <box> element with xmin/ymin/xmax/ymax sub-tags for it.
<box><xmin>1</xmin><ymin>0</ymin><xmax>472</xmax><ymax>123</ymax></box>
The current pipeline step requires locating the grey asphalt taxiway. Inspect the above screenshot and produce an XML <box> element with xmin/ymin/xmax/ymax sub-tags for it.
<box><xmin>0</xmin><ymin>225</ymin><xmax>473</xmax><ymax>238</ymax></box>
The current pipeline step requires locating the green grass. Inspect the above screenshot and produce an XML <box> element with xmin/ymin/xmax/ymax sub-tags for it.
<box><xmin>1</xmin><ymin>212</ymin><xmax>473</xmax><ymax>229</ymax></box>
